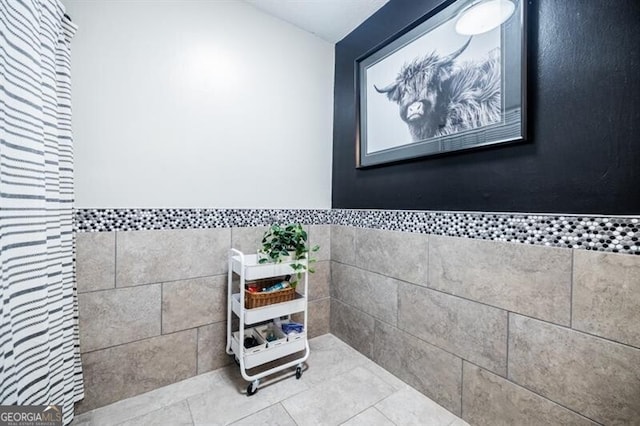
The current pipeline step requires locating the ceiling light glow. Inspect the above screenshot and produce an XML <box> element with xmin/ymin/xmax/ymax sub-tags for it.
<box><xmin>455</xmin><ymin>0</ymin><xmax>516</xmax><ymax>36</ymax></box>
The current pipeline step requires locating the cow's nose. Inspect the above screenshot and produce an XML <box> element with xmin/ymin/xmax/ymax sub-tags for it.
<box><xmin>407</xmin><ymin>102</ymin><xmax>423</xmax><ymax>118</ymax></box>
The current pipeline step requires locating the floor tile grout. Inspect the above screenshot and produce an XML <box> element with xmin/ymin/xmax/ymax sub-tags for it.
<box><xmin>279</xmin><ymin>402</ymin><xmax>300</xmax><ymax>426</ymax></box>
<box><xmin>73</xmin><ymin>334</ymin><xmax>466</xmax><ymax>426</ymax></box>
<box><xmin>186</xmin><ymin>398</ymin><xmax>195</xmax><ymax>426</ymax></box>
<box><xmin>373</xmin><ymin>405</ymin><xmax>399</xmax><ymax>425</ymax></box>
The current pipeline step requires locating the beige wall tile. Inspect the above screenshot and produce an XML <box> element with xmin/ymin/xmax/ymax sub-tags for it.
<box><xmin>162</xmin><ymin>275</ymin><xmax>226</xmax><ymax>334</ymax></box>
<box><xmin>291</xmin><ymin>298</ymin><xmax>330</xmax><ymax>339</ymax></box>
<box><xmin>355</xmin><ymin>228</ymin><xmax>427</xmax><ymax>285</ymax></box>
<box><xmin>330</xmin><ymin>299</ymin><xmax>375</xmax><ymax>358</ymax></box>
<box><xmin>76</xmin><ymin>232</ymin><xmax>115</xmax><ymax>292</ymax></box>
<box><xmin>78</xmin><ymin>330</ymin><xmax>197</xmax><ymax>412</ymax></box>
<box><xmin>116</xmin><ymin>228</ymin><xmax>230</xmax><ymax>286</ymax></box>
<box><xmin>508</xmin><ymin>314</ymin><xmax>640</xmax><ymax>424</ymax></box>
<box><xmin>463</xmin><ymin>362</ymin><xmax>597</xmax><ymax>426</ymax></box>
<box><xmin>331</xmin><ymin>262</ymin><xmax>398</xmax><ymax>326</ymax></box>
<box><xmin>398</xmin><ymin>282</ymin><xmax>508</xmax><ymax>375</ymax></box>
<box><xmin>79</xmin><ymin>285</ymin><xmax>161</xmax><ymax>353</ymax></box>
<box><xmin>308</xmin><ymin>298</ymin><xmax>330</xmax><ymax>338</ymax></box>
<box><xmin>231</xmin><ymin>226</ymin><xmax>268</xmax><ymax>254</ymax></box>
<box><xmin>308</xmin><ymin>260</ymin><xmax>330</xmax><ymax>301</ymax></box>
<box><xmin>331</xmin><ymin>225</ymin><xmax>356</xmax><ymax>265</ymax></box>
<box><xmin>291</xmin><ymin>297</ymin><xmax>330</xmax><ymax>339</ymax></box>
<box><xmin>573</xmin><ymin>250</ymin><xmax>640</xmax><ymax>348</ymax></box>
<box><xmin>197</xmin><ymin>321</ymin><xmax>231</xmax><ymax>374</ymax></box>
<box><xmin>429</xmin><ymin>236</ymin><xmax>572</xmax><ymax>325</ymax></box>
<box><xmin>373</xmin><ymin>320</ymin><xmax>462</xmax><ymax>415</ymax></box>
<box><xmin>309</xmin><ymin>224</ymin><xmax>331</xmax><ymax>262</ymax></box>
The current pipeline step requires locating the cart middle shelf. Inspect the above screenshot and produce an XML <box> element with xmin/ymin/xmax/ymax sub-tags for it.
<box><xmin>231</xmin><ymin>292</ymin><xmax>306</xmax><ymax>325</ymax></box>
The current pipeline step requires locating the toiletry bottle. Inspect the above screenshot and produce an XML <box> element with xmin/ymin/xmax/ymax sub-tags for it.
<box><xmin>262</xmin><ymin>280</ymin><xmax>290</xmax><ymax>292</ymax></box>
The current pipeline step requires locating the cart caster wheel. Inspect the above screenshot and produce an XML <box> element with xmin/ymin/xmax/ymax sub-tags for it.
<box><xmin>247</xmin><ymin>381</ymin><xmax>259</xmax><ymax>396</ymax></box>
<box><xmin>295</xmin><ymin>366</ymin><xmax>302</xmax><ymax>380</ymax></box>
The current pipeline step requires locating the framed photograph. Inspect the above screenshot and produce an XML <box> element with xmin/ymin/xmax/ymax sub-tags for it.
<box><xmin>356</xmin><ymin>0</ymin><xmax>527</xmax><ymax>167</ymax></box>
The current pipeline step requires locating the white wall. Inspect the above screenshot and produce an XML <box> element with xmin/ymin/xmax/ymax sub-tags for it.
<box><xmin>64</xmin><ymin>0</ymin><xmax>334</xmax><ymax>208</ymax></box>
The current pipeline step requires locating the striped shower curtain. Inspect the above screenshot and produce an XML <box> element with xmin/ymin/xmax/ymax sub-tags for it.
<box><xmin>0</xmin><ymin>0</ymin><xmax>84</xmax><ymax>424</ymax></box>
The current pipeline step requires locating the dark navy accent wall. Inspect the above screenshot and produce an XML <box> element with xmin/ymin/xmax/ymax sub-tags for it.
<box><xmin>331</xmin><ymin>0</ymin><xmax>640</xmax><ymax>214</ymax></box>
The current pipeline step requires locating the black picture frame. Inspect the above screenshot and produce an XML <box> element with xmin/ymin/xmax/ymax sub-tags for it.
<box><xmin>356</xmin><ymin>0</ymin><xmax>527</xmax><ymax>168</ymax></box>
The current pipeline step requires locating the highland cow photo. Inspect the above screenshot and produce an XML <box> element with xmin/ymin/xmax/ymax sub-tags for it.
<box><xmin>357</xmin><ymin>0</ymin><xmax>525</xmax><ymax>167</ymax></box>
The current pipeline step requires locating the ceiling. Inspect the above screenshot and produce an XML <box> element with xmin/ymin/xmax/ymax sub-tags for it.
<box><xmin>243</xmin><ymin>0</ymin><xmax>390</xmax><ymax>44</ymax></box>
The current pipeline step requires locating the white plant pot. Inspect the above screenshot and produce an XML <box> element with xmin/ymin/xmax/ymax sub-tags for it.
<box><xmin>257</xmin><ymin>250</ymin><xmax>295</xmax><ymax>263</ymax></box>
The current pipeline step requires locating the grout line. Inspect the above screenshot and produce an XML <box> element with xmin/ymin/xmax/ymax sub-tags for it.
<box><xmin>343</xmin><ymin>281</ymin><xmax>640</xmax><ymax>363</ymax></box>
<box><xmin>351</xmin><ymin>226</ymin><xmax>357</xmax><ymax>266</ymax></box>
<box><xmin>339</xmin><ymin>392</ymin><xmax>392</xmax><ymax>425</ymax></box>
<box><xmin>342</xmin><ymin>261</ymin><xmax>588</xmax><ymax>338</ymax></box>
<box><xmin>80</xmin><ymin>319</ymin><xmax>227</xmax><ymax>355</ymax></box>
<box><xmin>333</xmin><ymin>299</ymin><xmax>468</xmax><ymax>369</ymax></box>
<box><xmin>460</xmin><ymin>360</ymin><xmax>464</xmax><ymax>419</ymax></box>
<box><xmin>185</xmin><ymin>398</ymin><xmax>196</xmax><ymax>425</ymax></box>
<box><xmin>194</xmin><ymin>326</ymin><xmax>199</xmax><ymax>376</ymax></box>
<box><xmin>279</xmin><ymin>402</ymin><xmax>300</xmax><ymax>426</ymax></box>
<box><xmin>373</xmin><ymin>406</ymin><xmax>397</xmax><ymax>425</ymax></box>
<box><xmin>395</xmin><ymin>282</ymin><xmax>400</xmax><ymax>331</ymax></box>
<box><xmin>368</xmin><ymin>389</ymin><xmax>405</xmax><ymax>419</ymax></box>
<box><xmin>404</xmin><ymin>276</ymin><xmax>639</xmax><ymax>351</ymax></box>
<box><xmin>160</xmin><ymin>282</ymin><xmax>164</xmax><ymax>335</ymax></box>
<box><xmin>77</xmin><ymin>272</ymin><xmax>228</xmax><ymax>295</ymax></box>
<box><xmin>449</xmin><ymin>359</ymin><xmax>603</xmax><ymax>425</ymax></box>
<box><xmin>506</xmin><ymin>312</ymin><xmax>510</xmax><ymax>378</ymax></box>
<box><xmin>507</xmin><ymin>311</ymin><xmax>640</xmax><ymax>351</ymax></box>
<box><xmin>333</xmin><ymin>260</ymin><xmax>515</xmax><ymax>325</ymax></box>
<box><xmin>335</xmin><ymin>407</ymin><xmax>366</xmax><ymax>424</ymax></box>
<box><xmin>344</xmin><ymin>295</ymin><xmax>622</xmax><ymax>426</ymax></box>
<box><xmin>230</xmin><ymin>394</ymin><xmax>295</xmax><ymax>424</ymax></box>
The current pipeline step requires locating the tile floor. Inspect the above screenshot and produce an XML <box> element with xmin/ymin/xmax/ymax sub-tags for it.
<box><xmin>72</xmin><ymin>334</ymin><xmax>468</xmax><ymax>426</ymax></box>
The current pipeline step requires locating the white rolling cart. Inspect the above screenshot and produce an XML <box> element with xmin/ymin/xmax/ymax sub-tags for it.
<box><xmin>226</xmin><ymin>248</ymin><xmax>310</xmax><ymax>396</ymax></box>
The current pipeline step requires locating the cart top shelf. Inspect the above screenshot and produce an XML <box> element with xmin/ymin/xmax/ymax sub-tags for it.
<box><xmin>231</xmin><ymin>253</ymin><xmax>307</xmax><ymax>281</ymax></box>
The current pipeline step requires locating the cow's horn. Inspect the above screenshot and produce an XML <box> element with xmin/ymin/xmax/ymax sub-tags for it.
<box><xmin>439</xmin><ymin>36</ymin><xmax>473</xmax><ymax>64</ymax></box>
<box><xmin>374</xmin><ymin>82</ymin><xmax>398</xmax><ymax>93</ymax></box>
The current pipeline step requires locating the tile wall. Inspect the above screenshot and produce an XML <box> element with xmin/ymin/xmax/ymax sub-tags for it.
<box><xmin>75</xmin><ymin>225</ymin><xmax>331</xmax><ymax>412</ymax></box>
<box><xmin>330</xmin><ymin>225</ymin><xmax>640</xmax><ymax>425</ymax></box>
<box><xmin>74</xmin><ymin>208</ymin><xmax>639</xmax><ymax>422</ymax></box>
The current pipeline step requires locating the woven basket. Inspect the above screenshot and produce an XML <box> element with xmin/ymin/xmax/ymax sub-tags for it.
<box><xmin>244</xmin><ymin>277</ymin><xmax>295</xmax><ymax>309</ymax></box>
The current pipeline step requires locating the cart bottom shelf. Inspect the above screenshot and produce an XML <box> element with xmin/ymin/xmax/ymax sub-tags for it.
<box><xmin>231</xmin><ymin>329</ymin><xmax>306</xmax><ymax>369</ymax></box>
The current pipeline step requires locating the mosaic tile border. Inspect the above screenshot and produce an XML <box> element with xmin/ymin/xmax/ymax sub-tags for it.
<box><xmin>74</xmin><ymin>209</ymin><xmax>331</xmax><ymax>232</ymax></box>
<box><xmin>332</xmin><ymin>209</ymin><xmax>640</xmax><ymax>255</ymax></box>
<box><xmin>75</xmin><ymin>208</ymin><xmax>640</xmax><ymax>255</ymax></box>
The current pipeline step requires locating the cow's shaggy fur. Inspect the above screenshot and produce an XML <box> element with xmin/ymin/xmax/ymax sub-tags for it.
<box><xmin>376</xmin><ymin>41</ymin><xmax>501</xmax><ymax>142</ymax></box>
<box><xmin>440</xmin><ymin>52</ymin><xmax>501</xmax><ymax>135</ymax></box>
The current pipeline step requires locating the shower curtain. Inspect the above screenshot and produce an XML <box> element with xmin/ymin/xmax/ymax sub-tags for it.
<box><xmin>0</xmin><ymin>0</ymin><xmax>84</xmax><ymax>424</ymax></box>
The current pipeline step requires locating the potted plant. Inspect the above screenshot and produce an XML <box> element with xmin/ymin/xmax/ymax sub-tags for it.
<box><xmin>258</xmin><ymin>223</ymin><xmax>319</xmax><ymax>286</ymax></box>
